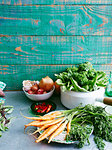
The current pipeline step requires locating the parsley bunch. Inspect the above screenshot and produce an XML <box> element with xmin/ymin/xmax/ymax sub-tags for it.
<box><xmin>65</xmin><ymin>104</ymin><xmax>112</xmax><ymax>150</ymax></box>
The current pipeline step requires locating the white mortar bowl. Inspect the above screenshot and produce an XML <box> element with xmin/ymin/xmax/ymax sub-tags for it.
<box><xmin>23</xmin><ymin>86</ymin><xmax>55</xmax><ymax>101</ymax></box>
<box><xmin>61</xmin><ymin>87</ymin><xmax>105</xmax><ymax>109</ymax></box>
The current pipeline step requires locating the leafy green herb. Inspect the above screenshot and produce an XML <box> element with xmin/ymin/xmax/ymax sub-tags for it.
<box><xmin>94</xmin><ymin>136</ymin><xmax>105</xmax><ymax>150</ymax></box>
<box><xmin>63</xmin><ymin>104</ymin><xmax>112</xmax><ymax>150</ymax></box>
<box><xmin>66</xmin><ymin>124</ymin><xmax>93</xmax><ymax>148</ymax></box>
<box><xmin>55</xmin><ymin>62</ymin><xmax>108</xmax><ymax>92</ymax></box>
<box><xmin>0</xmin><ymin>100</ymin><xmax>13</xmax><ymax>137</ymax></box>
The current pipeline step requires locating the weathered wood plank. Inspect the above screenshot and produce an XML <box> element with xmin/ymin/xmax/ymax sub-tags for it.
<box><xmin>1</xmin><ymin>0</ymin><xmax>112</xmax><ymax>5</ymax></box>
<box><xmin>0</xmin><ymin>36</ymin><xmax>112</xmax><ymax>65</ymax></box>
<box><xmin>0</xmin><ymin>65</ymin><xmax>111</xmax><ymax>90</ymax></box>
<box><xmin>0</xmin><ymin>5</ymin><xmax>112</xmax><ymax>35</ymax></box>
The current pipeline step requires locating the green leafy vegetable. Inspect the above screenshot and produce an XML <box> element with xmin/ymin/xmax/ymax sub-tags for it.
<box><xmin>66</xmin><ymin>124</ymin><xmax>93</xmax><ymax>148</ymax></box>
<box><xmin>0</xmin><ymin>100</ymin><xmax>13</xmax><ymax>137</ymax></box>
<box><xmin>63</xmin><ymin>104</ymin><xmax>112</xmax><ymax>150</ymax></box>
<box><xmin>55</xmin><ymin>62</ymin><xmax>108</xmax><ymax>92</ymax></box>
<box><xmin>94</xmin><ymin>136</ymin><xmax>105</xmax><ymax>150</ymax></box>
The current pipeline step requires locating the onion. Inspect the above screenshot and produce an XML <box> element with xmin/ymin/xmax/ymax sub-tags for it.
<box><xmin>39</xmin><ymin>76</ymin><xmax>54</xmax><ymax>91</ymax></box>
<box><xmin>23</xmin><ymin>80</ymin><xmax>35</xmax><ymax>91</ymax></box>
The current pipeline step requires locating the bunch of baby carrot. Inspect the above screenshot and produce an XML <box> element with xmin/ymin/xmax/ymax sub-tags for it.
<box><xmin>24</xmin><ymin>110</ymin><xmax>73</xmax><ymax>143</ymax></box>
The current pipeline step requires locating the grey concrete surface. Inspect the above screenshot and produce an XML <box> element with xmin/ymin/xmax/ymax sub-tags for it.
<box><xmin>0</xmin><ymin>91</ymin><xmax>112</xmax><ymax>150</ymax></box>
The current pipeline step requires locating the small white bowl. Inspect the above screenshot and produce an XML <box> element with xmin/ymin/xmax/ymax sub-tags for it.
<box><xmin>23</xmin><ymin>86</ymin><xmax>55</xmax><ymax>101</ymax></box>
<box><xmin>61</xmin><ymin>87</ymin><xmax>105</xmax><ymax>109</ymax></box>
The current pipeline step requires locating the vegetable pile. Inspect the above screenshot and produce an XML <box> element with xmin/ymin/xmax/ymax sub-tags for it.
<box><xmin>0</xmin><ymin>99</ymin><xmax>13</xmax><ymax>137</ymax></box>
<box><xmin>55</xmin><ymin>62</ymin><xmax>108</xmax><ymax>92</ymax></box>
<box><xmin>31</xmin><ymin>101</ymin><xmax>56</xmax><ymax>115</ymax></box>
<box><xmin>24</xmin><ymin>104</ymin><xmax>112</xmax><ymax>150</ymax></box>
<box><xmin>23</xmin><ymin>76</ymin><xmax>54</xmax><ymax>95</ymax></box>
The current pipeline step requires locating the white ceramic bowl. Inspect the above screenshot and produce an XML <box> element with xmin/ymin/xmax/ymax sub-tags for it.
<box><xmin>61</xmin><ymin>87</ymin><xmax>105</xmax><ymax>109</ymax></box>
<box><xmin>23</xmin><ymin>86</ymin><xmax>55</xmax><ymax>101</ymax></box>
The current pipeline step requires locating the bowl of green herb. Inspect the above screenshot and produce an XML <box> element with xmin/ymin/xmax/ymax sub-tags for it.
<box><xmin>55</xmin><ymin>62</ymin><xmax>108</xmax><ymax>109</ymax></box>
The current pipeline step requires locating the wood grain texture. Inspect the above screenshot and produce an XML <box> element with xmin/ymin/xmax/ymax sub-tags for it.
<box><xmin>0</xmin><ymin>65</ymin><xmax>111</xmax><ymax>90</ymax></box>
<box><xmin>0</xmin><ymin>5</ymin><xmax>112</xmax><ymax>35</ymax></box>
<box><xmin>0</xmin><ymin>36</ymin><xmax>112</xmax><ymax>65</ymax></box>
<box><xmin>1</xmin><ymin>0</ymin><xmax>112</xmax><ymax>5</ymax></box>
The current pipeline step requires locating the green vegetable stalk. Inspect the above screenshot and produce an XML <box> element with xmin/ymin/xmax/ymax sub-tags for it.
<box><xmin>55</xmin><ymin>62</ymin><xmax>108</xmax><ymax>92</ymax></box>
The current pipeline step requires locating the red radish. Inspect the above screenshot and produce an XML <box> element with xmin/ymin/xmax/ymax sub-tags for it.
<box><xmin>0</xmin><ymin>88</ymin><xmax>5</xmax><ymax>97</ymax></box>
<box><xmin>39</xmin><ymin>76</ymin><xmax>54</xmax><ymax>92</ymax></box>
<box><xmin>33</xmin><ymin>90</ymin><xmax>38</xmax><ymax>94</ymax></box>
<box><xmin>31</xmin><ymin>84</ymin><xmax>39</xmax><ymax>91</ymax></box>
<box><xmin>28</xmin><ymin>90</ymin><xmax>34</xmax><ymax>94</ymax></box>
<box><xmin>37</xmin><ymin>89</ymin><xmax>44</xmax><ymax>94</ymax></box>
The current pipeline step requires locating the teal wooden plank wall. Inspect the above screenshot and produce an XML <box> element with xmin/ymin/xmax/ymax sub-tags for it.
<box><xmin>0</xmin><ymin>1</ymin><xmax>112</xmax><ymax>90</ymax></box>
<box><xmin>0</xmin><ymin>5</ymin><xmax>112</xmax><ymax>35</ymax></box>
<box><xmin>1</xmin><ymin>0</ymin><xmax>112</xmax><ymax>5</ymax></box>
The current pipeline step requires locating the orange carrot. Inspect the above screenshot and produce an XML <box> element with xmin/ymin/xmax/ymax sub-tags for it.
<box><xmin>33</xmin><ymin>117</ymin><xmax>64</xmax><ymax>134</ymax></box>
<box><xmin>35</xmin><ymin>124</ymin><xmax>59</xmax><ymax>143</ymax></box>
<box><xmin>22</xmin><ymin>111</ymin><xmax>62</xmax><ymax>121</ymax></box>
<box><xmin>24</xmin><ymin>121</ymin><xmax>40</xmax><ymax>130</ymax></box>
<box><xmin>48</xmin><ymin>121</ymin><xmax>68</xmax><ymax>143</ymax></box>
<box><xmin>66</xmin><ymin>121</ymin><xmax>71</xmax><ymax>135</ymax></box>
<box><xmin>49</xmin><ymin>111</ymin><xmax>62</xmax><ymax>117</ymax></box>
<box><xmin>24</xmin><ymin>120</ymin><xmax>54</xmax><ymax>131</ymax></box>
<box><xmin>22</xmin><ymin>116</ymin><xmax>53</xmax><ymax>121</ymax></box>
<box><xmin>37</xmin><ymin>127</ymin><xmax>48</xmax><ymax>140</ymax></box>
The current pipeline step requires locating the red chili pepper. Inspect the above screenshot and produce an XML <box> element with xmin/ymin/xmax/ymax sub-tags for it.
<box><xmin>42</xmin><ymin>102</ymin><xmax>46</xmax><ymax>106</ymax></box>
<box><xmin>41</xmin><ymin>107</ymin><xmax>48</xmax><ymax>113</ymax></box>
<box><xmin>41</xmin><ymin>106</ymin><xmax>45</xmax><ymax>109</ymax></box>
<box><xmin>34</xmin><ymin>105</ymin><xmax>39</xmax><ymax>111</ymax></box>
<box><xmin>38</xmin><ymin>105</ymin><xmax>40</xmax><ymax>108</ymax></box>
<box><xmin>34</xmin><ymin>105</ymin><xmax>37</xmax><ymax>109</ymax></box>
<box><xmin>46</xmin><ymin>105</ymin><xmax>52</xmax><ymax>113</ymax></box>
<box><xmin>37</xmin><ymin>109</ymin><xmax>41</xmax><ymax>113</ymax></box>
